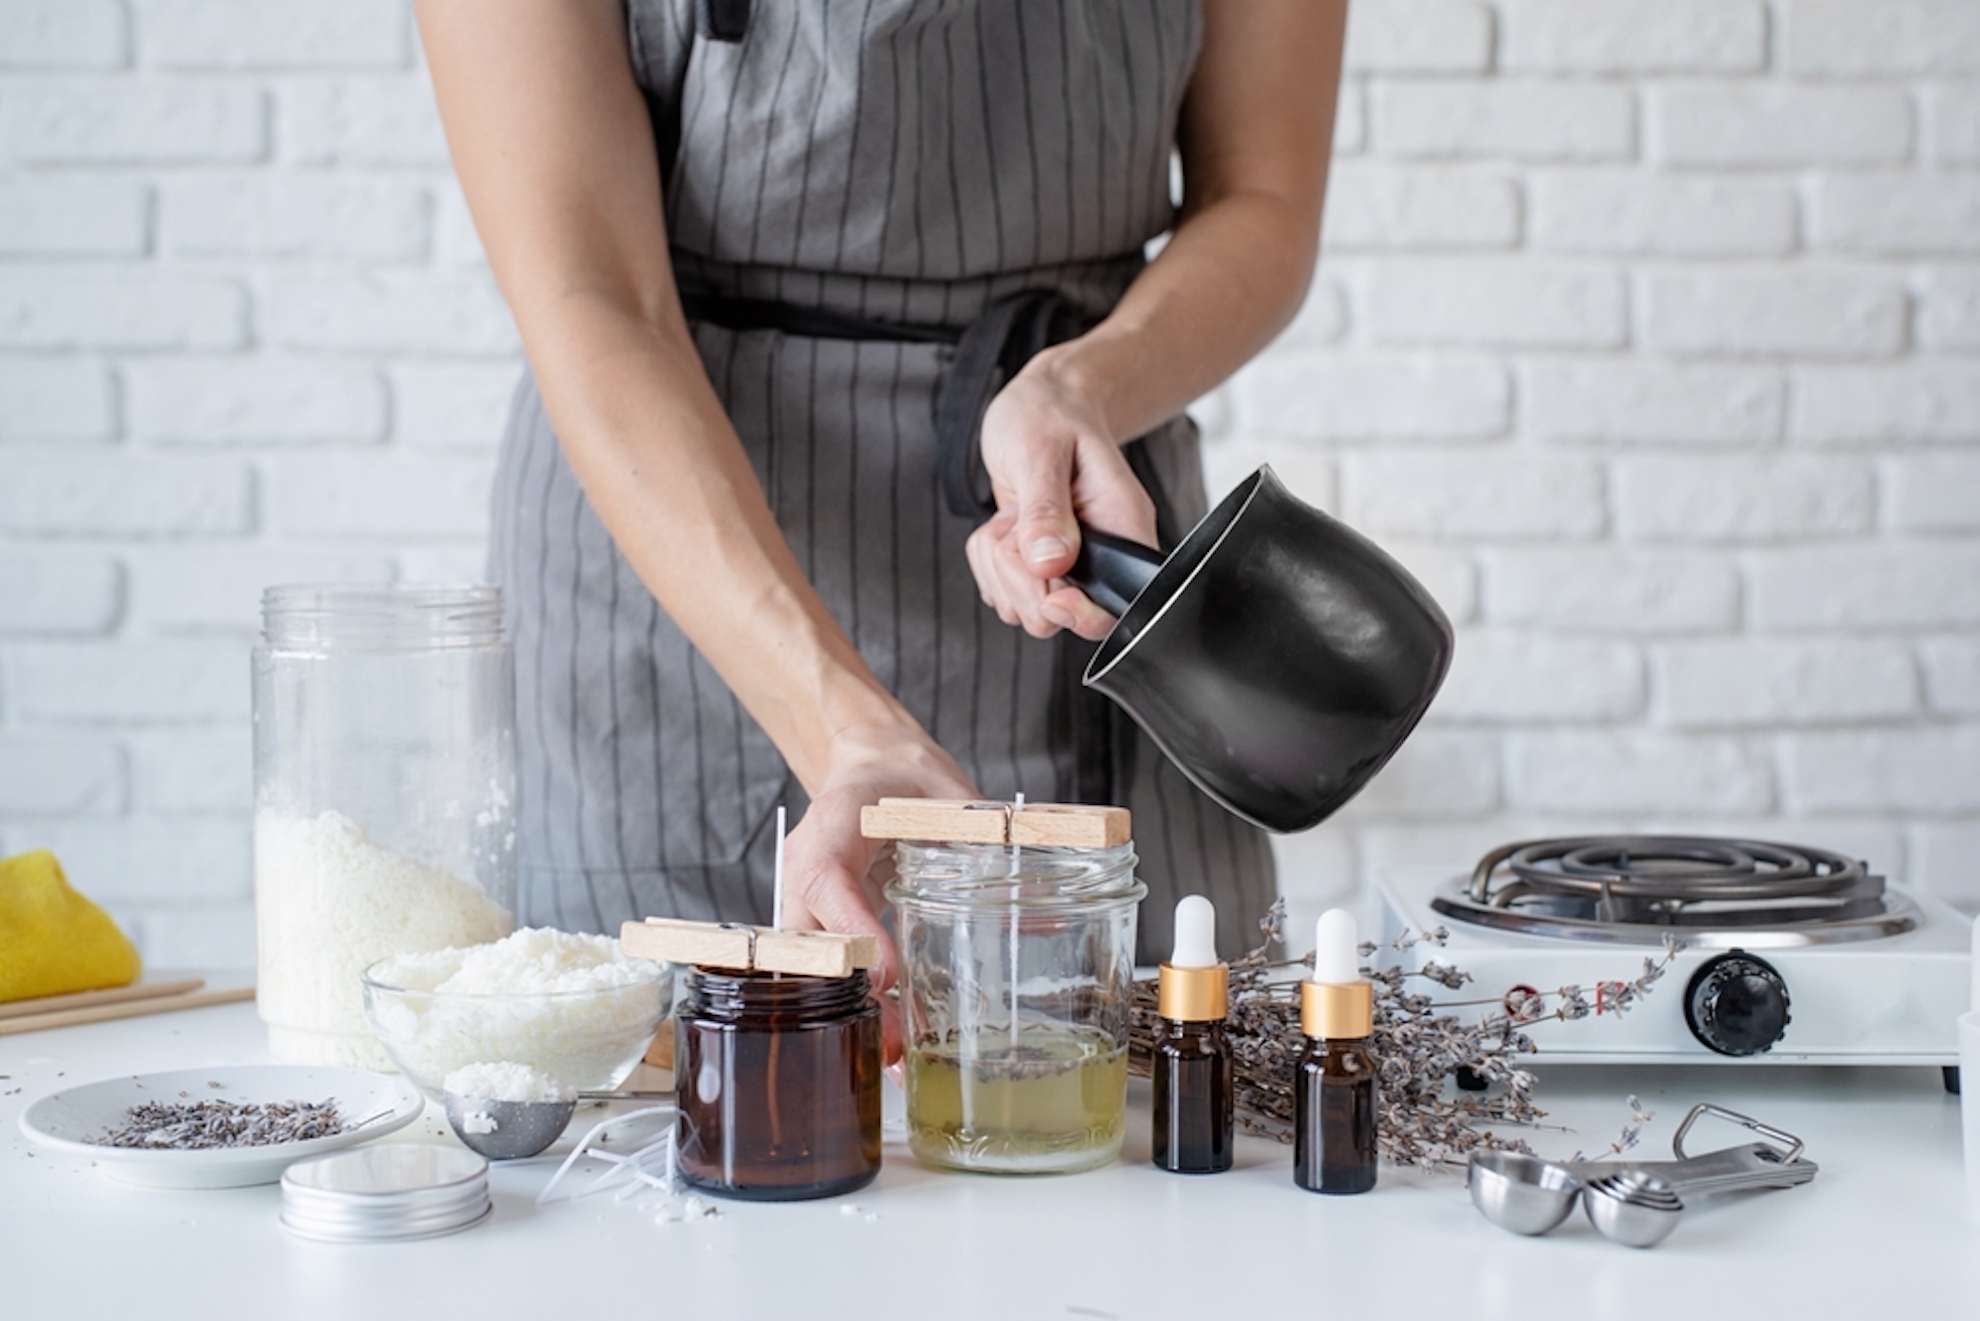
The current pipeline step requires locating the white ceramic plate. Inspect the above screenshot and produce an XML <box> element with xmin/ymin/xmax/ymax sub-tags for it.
<box><xmin>18</xmin><ymin>1065</ymin><xmax>425</xmax><ymax>1189</ymax></box>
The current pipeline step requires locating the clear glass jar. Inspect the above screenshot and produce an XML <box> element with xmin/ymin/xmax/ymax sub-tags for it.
<box><xmin>887</xmin><ymin>840</ymin><xmax>1145</xmax><ymax>1174</ymax></box>
<box><xmin>252</xmin><ymin>585</ymin><xmax>517</xmax><ymax>1068</ymax></box>
<box><xmin>675</xmin><ymin>968</ymin><xmax>883</xmax><ymax>1201</ymax></box>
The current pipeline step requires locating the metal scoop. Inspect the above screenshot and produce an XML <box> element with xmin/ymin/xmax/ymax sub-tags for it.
<box><xmin>443</xmin><ymin>1092</ymin><xmax>577</xmax><ymax>1161</ymax></box>
<box><xmin>1467</xmin><ymin>1104</ymin><xmax>1817</xmax><ymax>1248</ymax></box>
<box><xmin>442</xmin><ymin>1088</ymin><xmax>676</xmax><ymax>1161</ymax></box>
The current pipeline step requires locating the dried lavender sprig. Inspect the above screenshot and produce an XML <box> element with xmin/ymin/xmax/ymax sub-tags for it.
<box><xmin>1569</xmin><ymin>1094</ymin><xmax>1658</xmax><ymax>1163</ymax></box>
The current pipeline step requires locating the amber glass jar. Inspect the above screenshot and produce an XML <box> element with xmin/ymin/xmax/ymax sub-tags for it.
<box><xmin>674</xmin><ymin>968</ymin><xmax>882</xmax><ymax>1201</ymax></box>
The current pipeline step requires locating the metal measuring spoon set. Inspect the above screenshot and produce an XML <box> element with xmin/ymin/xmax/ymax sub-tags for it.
<box><xmin>1468</xmin><ymin>1104</ymin><xmax>1818</xmax><ymax>1248</ymax></box>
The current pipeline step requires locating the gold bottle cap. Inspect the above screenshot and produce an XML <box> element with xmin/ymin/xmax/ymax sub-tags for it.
<box><xmin>1301</xmin><ymin>979</ymin><xmax>1373</xmax><ymax>1040</ymax></box>
<box><xmin>1158</xmin><ymin>962</ymin><xmax>1229</xmax><ymax>1022</ymax></box>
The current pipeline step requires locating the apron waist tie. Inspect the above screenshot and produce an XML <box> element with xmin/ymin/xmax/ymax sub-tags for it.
<box><xmin>677</xmin><ymin>289</ymin><xmax>1182</xmax><ymax>539</ymax></box>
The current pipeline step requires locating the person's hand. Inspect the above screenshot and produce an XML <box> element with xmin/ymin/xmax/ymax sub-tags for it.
<box><xmin>778</xmin><ymin>721</ymin><xmax>978</xmax><ymax>1062</ymax></box>
<box><xmin>965</xmin><ymin>352</ymin><xmax>1158</xmax><ymax>642</ymax></box>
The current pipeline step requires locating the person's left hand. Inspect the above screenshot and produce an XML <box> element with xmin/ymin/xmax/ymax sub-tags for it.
<box><xmin>776</xmin><ymin>719</ymin><xmax>979</xmax><ymax>1063</ymax></box>
<box><xmin>964</xmin><ymin>352</ymin><xmax>1158</xmax><ymax>642</ymax></box>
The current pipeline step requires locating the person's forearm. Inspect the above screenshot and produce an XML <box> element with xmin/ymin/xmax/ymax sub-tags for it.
<box><xmin>1032</xmin><ymin>190</ymin><xmax>1325</xmax><ymax>445</ymax></box>
<box><xmin>416</xmin><ymin>0</ymin><xmax>919</xmax><ymax>796</ymax></box>
<box><xmin>525</xmin><ymin>292</ymin><xmax>917</xmax><ymax>793</ymax></box>
<box><xmin>1028</xmin><ymin>0</ymin><xmax>1348</xmax><ymax>447</ymax></box>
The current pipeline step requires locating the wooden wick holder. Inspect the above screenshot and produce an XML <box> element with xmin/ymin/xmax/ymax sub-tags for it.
<box><xmin>858</xmin><ymin>798</ymin><xmax>1130</xmax><ymax>847</ymax></box>
<box><xmin>620</xmin><ymin>918</ymin><xmax>880</xmax><ymax>979</ymax></box>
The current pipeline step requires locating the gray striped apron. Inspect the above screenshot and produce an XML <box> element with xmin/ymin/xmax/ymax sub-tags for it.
<box><xmin>488</xmin><ymin>0</ymin><xmax>1276</xmax><ymax>962</ymax></box>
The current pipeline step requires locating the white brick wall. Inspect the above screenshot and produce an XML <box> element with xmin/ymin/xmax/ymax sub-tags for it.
<box><xmin>0</xmin><ymin>1</ymin><xmax>1976</xmax><ymax>969</ymax></box>
<box><xmin>1218</xmin><ymin>0</ymin><xmax>1980</xmax><ymax>923</ymax></box>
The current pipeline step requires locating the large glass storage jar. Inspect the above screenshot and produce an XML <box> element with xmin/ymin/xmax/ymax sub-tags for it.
<box><xmin>887</xmin><ymin>841</ymin><xmax>1145</xmax><ymax>1175</ymax></box>
<box><xmin>253</xmin><ymin>585</ymin><xmax>517</xmax><ymax>1068</ymax></box>
<box><xmin>675</xmin><ymin>968</ymin><xmax>883</xmax><ymax>1201</ymax></box>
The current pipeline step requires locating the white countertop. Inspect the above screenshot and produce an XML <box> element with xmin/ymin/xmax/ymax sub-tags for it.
<box><xmin>3</xmin><ymin>991</ymin><xmax>1975</xmax><ymax>1321</ymax></box>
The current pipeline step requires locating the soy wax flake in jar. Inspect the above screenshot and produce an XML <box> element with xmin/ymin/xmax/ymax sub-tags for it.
<box><xmin>868</xmin><ymin>800</ymin><xmax>1144</xmax><ymax>1176</ymax></box>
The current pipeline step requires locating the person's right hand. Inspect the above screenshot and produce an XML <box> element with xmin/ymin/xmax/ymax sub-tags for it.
<box><xmin>965</xmin><ymin>349</ymin><xmax>1158</xmax><ymax>642</ymax></box>
<box><xmin>777</xmin><ymin>720</ymin><xmax>978</xmax><ymax>1061</ymax></box>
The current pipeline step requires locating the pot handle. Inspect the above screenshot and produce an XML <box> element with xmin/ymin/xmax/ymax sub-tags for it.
<box><xmin>1066</xmin><ymin>526</ymin><xmax>1165</xmax><ymax>617</ymax></box>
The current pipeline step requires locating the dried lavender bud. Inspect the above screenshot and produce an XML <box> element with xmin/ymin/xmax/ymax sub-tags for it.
<box><xmin>1503</xmin><ymin>987</ymin><xmax>1544</xmax><ymax>1022</ymax></box>
<box><xmin>98</xmin><ymin>1097</ymin><xmax>346</xmax><ymax>1150</ymax></box>
<box><xmin>1418</xmin><ymin>960</ymin><xmax>1470</xmax><ymax>990</ymax></box>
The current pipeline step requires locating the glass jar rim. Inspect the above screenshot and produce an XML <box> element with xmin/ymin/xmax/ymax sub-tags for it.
<box><xmin>884</xmin><ymin>840</ymin><xmax>1144</xmax><ymax>912</ymax></box>
<box><xmin>260</xmin><ymin>583</ymin><xmax>506</xmax><ymax>651</ymax></box>
<box><xmin>681</xmin><ymin>966</ymin><xmax>873</xmax><ymax>1017</ymax></box>
<box><xmin>360</xmin><ymin>956</ymin><xmax>669</xmax><ymax>1000</ymax></box>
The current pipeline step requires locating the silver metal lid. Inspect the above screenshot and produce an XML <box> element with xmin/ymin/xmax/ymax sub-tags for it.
<box><xmin>281</xmin><ymin>1143</ymin><xmax>490</xmax><ymax>1243</ymax></box>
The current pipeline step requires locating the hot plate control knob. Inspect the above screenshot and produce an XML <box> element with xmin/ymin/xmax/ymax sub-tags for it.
<box><xmin>1683</xmin><ymin>950</ymin><xmax>1791</xmax><ymax>1057</ymax></box>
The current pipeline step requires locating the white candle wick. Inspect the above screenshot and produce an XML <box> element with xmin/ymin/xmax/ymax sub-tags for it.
<box><xmin>772</xmin><ymin>804</ymin><xmax>787</xmax><ymax>931</ymax></box>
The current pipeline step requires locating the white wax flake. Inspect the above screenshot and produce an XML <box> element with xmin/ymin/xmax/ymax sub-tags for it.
<box><xmin>656</xmin><ymin>1195</ymin><xmax>718</xmax><ymax>1225</ymax></box>
<box><xmin>373</xmin><ymin>926</ymin><xmax>660</xmax><ymax>995</ymax></box>
<box><xmin>444</xmin><ymin>1061</ymin><xmax>573</xmax><ymax>1104</ymax></box>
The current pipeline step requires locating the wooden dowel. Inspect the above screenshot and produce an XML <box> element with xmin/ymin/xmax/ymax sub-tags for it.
<box><xmin>0</xmin><ymin>986</ymin><xmax>256</xmax><ymax>1037</ymax></box>
<box><xmin>0</xmin><ymin>978</ymin><xmax>205</xmax><ymax>1022</ymax></box>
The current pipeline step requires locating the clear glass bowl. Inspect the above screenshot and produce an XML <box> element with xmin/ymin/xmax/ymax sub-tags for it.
<box><xmin>359</xmin><ymin>963</ymin><xmax>671</xmax><ymax>1104</ymax></box>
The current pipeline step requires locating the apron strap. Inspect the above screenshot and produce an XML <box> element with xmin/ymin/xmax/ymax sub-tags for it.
<box><xmin>932</xmin><ymin>289</ymin><xmax>1088</xmax><ymax>520</ymax></box>
<box><xmin>929</xmin><ymin>288</ymin><xmax>1183</xmax><ymax>549</ymax></box>
<box><xmin>700</xmin><ymin>0</ymin><xmax>751</xmax><ymax>43</ymax></box>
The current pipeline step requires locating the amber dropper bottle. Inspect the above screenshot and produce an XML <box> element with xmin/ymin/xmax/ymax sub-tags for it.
<box><xmin>1153</xmin><ymin>895</ymin><xmax>1234</xmax><ymax>1174</ymax></box>
<box><xmin>1295</xmin><ymin>908</ymin><xmax>1377</xmax><ymax>1194</ymax></box>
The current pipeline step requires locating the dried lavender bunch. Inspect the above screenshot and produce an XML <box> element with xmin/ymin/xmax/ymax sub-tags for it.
<box><xmin>98</xmin><ymin>1098</ymin><xmax>346</xmax><ymax>1150</ymax></box>
<box><xmin>1129</xmin><ymin>901</ymin><xmax>1678</xmax><ymax>1169</ymax></box>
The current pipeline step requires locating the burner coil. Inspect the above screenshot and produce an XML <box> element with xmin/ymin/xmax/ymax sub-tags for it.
<box><xmin>1431</xmin><ymin>835</ymin><xmax>1914</xmax><ymax>946</ymax></box>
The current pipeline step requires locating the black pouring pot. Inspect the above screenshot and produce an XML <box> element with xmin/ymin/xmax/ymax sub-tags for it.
<box><xmin>1067</xmin><ymin>465</ymin><xmax>1455</xmax><ymax>834</ymax></box>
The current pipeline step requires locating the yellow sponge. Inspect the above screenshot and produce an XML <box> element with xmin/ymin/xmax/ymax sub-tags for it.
<box><xmin>0</xmin><ymin>850</ymin><xmax>142</xmax><ymax>1003</ymax></box>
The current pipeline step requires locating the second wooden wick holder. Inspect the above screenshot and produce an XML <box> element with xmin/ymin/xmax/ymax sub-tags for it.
<box><xmin>620</xmin><ymin>918</ymin><xmax>879</xmax><ymax>980</ymax></box>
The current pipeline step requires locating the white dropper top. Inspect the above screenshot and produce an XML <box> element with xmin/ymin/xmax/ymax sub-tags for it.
<box><xmin>1313</xmin><ymin>908</ymin><xmax>1361</xmax><ymax>985</ymax></box>
<box><xmin>1170</xmin><ymin>895</ymin><xmax>1219</xmax><ymax>969</ymax></box>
